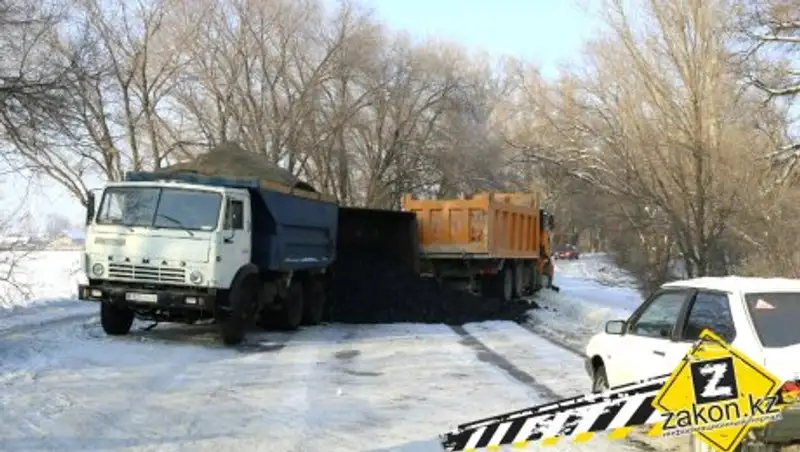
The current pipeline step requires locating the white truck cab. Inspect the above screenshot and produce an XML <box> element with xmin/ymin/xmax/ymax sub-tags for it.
<box><xmin>84</xmin><ymin>180</ymin><xmax>251</xmax><ymax>295</ymax></box>
<box><xmin>79</xmin><ymin>170</ymin><xmax>338</xmax><ymax>346</ymax></box>
<box><xmin>78</xmin><ymin>178</ymin><xmax>262</xmax><ymax>343</ymax></box>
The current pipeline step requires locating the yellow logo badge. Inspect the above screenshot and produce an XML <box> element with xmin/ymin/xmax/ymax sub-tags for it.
<box><xmin>652</xmin><ymin>329</ymin><xmax>785</xmax><ymax>451</ymax></box>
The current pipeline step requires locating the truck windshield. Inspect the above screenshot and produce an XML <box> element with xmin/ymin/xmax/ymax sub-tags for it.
<box><xmin>96</xmin><ymin>187</ymin><xmax>222</xmax><ymax>231</ymax></box>
<box><xmin>743</xmin><ymin>292</ymin><xmax>800</xmax><ymax>348</ymax></box>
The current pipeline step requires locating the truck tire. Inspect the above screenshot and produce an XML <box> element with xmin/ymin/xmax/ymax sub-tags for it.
<box><xmin>301</xmin><ymin>277</ymin><xmax>326</xmax><ymax>326</ymax></box>
<box><xmin>481</xmin><ymin>266</ymin><xmax>514</xmax><ymax>301</ymax></box>
<box><xmin>501</xmin><ymin>266</ymin><xmax>514</xmax><ymax>301</ymax></box>
<box><xmin>514</xmin><ymin>261</ymin><xmax>534</xmax><ymax>297</ymax></box>
<box><xmin>100</xmin><ymin>302</ymin><xmax>134</xmax><ymax>335</ymax></box>
<box><xmin>219</xmin><ymin>270</ymin><xmax>258</xmax><ymax>346</ymax></box>
<box><xmin>275</xmin><ymin>279</ymin><xmax>304</xmax><ymax>331</ymax></box>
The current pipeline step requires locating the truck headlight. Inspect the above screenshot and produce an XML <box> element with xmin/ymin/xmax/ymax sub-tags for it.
<box><xmin>91</xmin><ymin>263</ymin><xmax>104</xmax><ymax>276</ymax></box>
<box><xmin>189</xmin><ymin>270</ymin><xmax>203</xmax><ymax>284</ymax></box>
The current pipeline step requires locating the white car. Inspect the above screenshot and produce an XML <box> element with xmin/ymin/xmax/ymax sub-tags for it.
<box><xmin>584</xmin><ymin>276</ymin><xmax>800</xmax><ymax>451</ymax></box>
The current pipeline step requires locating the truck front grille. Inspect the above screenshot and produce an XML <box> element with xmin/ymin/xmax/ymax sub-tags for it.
<box><xmin>108</xmin><ymin>263</ymin><xmax>185</xmax><ymax>284</ymax></box>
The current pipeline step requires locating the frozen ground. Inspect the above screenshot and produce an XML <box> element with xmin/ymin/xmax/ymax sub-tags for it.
<box><xmin>527</xmin><ymin>253</ymin><xmax>644</xmax><ymax>352</ymax></box>
<box><xmin>0</xmin><ymin>250</ymin><xmax>685</xmax><ymax>452</ymax></box>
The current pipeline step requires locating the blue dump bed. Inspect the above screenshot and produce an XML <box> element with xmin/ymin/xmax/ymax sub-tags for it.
<box><xmin>125</xmin><ymin>171</ymin><xmax>339</xmax><ymax>272</ymax></box>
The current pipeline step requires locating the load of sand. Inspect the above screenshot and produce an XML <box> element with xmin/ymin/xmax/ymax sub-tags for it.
<box><xmin>159</xmin><ymin>141</ymin><xmax>316</xmax><ymax>192</ymax></box>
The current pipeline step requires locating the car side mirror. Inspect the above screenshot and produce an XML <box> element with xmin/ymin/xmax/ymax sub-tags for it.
<box><xmin>605</xmin><ymin>320</ymin><xmax>625</xmax><ymax>335</ymax></box>
<box><xmin>85</xmin><ymin>192</ymin><xmax>96</xmax><ymax>226</ymax></box>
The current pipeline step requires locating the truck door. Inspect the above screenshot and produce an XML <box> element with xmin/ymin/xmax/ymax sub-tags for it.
<box><xmin>218</xmin><ymin>193</ymin><xmax>252</xmax><ymax>286</ymax></box>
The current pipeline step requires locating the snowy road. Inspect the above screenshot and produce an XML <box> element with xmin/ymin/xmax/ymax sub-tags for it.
<box><xmin>527</xmin><ymin>254</ymin><xmax>643</xmax><ymax>352</ymax></box>
<box><xmin>0</xmin><ymin>251</ymin><xmax>685</xmax><ymax>452</ymax></box>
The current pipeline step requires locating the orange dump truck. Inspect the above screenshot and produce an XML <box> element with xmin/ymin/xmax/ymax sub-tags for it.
<box><xmin>401</xmin><ymin>192</ymin><xmax>555</xmax><ymax>301</ymax></box>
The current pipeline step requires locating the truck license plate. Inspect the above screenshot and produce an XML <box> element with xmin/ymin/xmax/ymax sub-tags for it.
<box><xmin>126</xmin><ymin>292</ymin><xmax>157</xmax><ymax>303</ymax></box>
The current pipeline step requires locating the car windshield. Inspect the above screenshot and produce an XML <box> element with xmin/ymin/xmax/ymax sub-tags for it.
<box><xmin>96</xmin><ymin>186</ymin><xmax>222</xmax><ymax>231</ymax></box>
<box><xmin>743</xmin><ymin>292</ymin><xmax>800</xmax><ymax>348</ymax></box>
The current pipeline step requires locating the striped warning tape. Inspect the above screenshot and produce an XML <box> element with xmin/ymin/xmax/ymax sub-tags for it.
<box><xmin>440</xmin><ymin>375</ymin><xmax>671</xmax><ymax>451</ymax></box>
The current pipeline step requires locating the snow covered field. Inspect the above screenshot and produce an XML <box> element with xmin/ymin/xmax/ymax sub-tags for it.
<box><xmin>0</xmin><ymin>251</ymin><xmax>684</xmax><ymax>452</ymax></box>
<box><xmin>0</xmin><ymin>250</ymin><xmax>84</xmax><ymax>310</ymax></box>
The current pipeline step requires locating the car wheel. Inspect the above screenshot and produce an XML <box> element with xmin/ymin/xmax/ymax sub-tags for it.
<box><xmin>592</xmin><ymin>364</ymin><xmax>610</xmax><ymax>393</ymax></box>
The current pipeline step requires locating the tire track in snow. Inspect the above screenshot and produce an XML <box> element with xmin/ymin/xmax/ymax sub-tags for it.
<box><xmin>0</xmin><ymin>306</ymin><xmax>96</xmax><ymax>338</ymax></box>
<box><xmin>450</xmin><ymin>325</ymin><xmax>560</xmax><ymax>400</ymax></box>
<box><xmin>0</xmin><ymin>317</ymin><xmax>337</xmax><ymax>451</ymax></box>
<box><xmin>450</xmin><ymin>323</ymin><xmax>660</xmax><ymax>452</ymax></box>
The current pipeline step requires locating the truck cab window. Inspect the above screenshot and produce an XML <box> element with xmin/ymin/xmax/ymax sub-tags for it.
<box><xmin>224</xmin><ymin>200</ymin><xmax>244</xmax><ymax>230</ymax></box>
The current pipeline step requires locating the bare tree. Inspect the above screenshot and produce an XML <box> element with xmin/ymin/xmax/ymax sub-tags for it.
<box><xmin>733</xmin><ymin>0</ymin><xmax>799</xmax><ymax>170</ymax></box>
<box><xmin>0</xmin><ymin>0</ymin><xmax>80</xmax><ymax>173</ymax></box>
<box><xmin>506</xmin><ymin>0</ymin><xmax>785</xmax><ymax>285</ymax></box>
<box><xmin>5</xmin><ymin>0</ymin><xmax>211</xmax><ymax>207</ymax></box>
<box><xmin>0</xmin><ymin>185</ymin><xmax>35</xmax><ymax>306</ymax></box>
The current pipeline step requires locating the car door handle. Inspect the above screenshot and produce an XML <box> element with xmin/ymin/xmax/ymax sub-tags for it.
<box><xmin>652</xmin><ymin>350</ymin><xmax>665</xmax><ymax>357</ymax></box>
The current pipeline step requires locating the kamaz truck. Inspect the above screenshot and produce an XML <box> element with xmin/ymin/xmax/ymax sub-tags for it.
<box><xmin>77</xmin><ymin>144</ymin><xmax>554</xmax><ymax>346</ymax></box>
<box><xmin>78</xmin><ymin>171</ymin><xmax>340</xmax><ymax>345</ymax></box>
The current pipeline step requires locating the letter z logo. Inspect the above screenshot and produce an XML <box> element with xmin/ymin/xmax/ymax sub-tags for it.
<box><xmin>689</xmin><ymin>357</ymin><xmax>739</xmax><ymax>405</ymax></box>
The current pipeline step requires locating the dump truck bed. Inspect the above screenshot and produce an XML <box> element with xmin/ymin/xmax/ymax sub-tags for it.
<box><xmin>402</xmin><ymin>193</ymin><xmax>544</xmax><ymax>260</ymax></box>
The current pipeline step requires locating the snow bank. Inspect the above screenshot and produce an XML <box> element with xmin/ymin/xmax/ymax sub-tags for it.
<box><xmin>528</xmin><ymin>254</ymin><xmax>643</xmax><ymax>352</ymax></box>
<box><xmin>0</xmin><ymin>250</ymin><xmax>83</xmax><ymax>312</ymax></box>
<box><xmin>554</xmin><ymin>252</ymin><xmax>639</xmax><ymax>289</ymax></box>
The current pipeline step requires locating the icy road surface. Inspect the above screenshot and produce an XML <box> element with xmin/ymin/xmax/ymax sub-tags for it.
<box><xmin>1</xmin><ymin>251</ymin><xmax>684</xmax><ymax>452</ymax></box>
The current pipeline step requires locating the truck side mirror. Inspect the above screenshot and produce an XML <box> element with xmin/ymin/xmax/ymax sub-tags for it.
<box><xmin>86</xmin><ymin>192</ymin><xmax>96</xmax><ymax>225</ymax></box>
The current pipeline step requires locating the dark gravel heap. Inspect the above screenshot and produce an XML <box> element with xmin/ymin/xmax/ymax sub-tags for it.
<box><xmin>325</xmin><ymin>251</ymin><xmax>537</xmax><ymax>325</ymax></box>
<box><xmin>160</xmin><ymin>141</ymin><xmax>317</xmax><ymax>192</ymax></box>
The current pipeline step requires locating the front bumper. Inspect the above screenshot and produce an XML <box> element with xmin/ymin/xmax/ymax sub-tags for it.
<box><xmin>760</xmin><ymin>403</ymin><xmax>800</xmax><ymax>444</ymax></box>
<box><xmin>78</xmin><ymin>283</ymin><xmax>217</xmax><ymax>311</ymax></box>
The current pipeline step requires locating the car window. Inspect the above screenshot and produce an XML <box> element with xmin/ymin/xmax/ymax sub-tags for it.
<box><xmin>744</xmin><ymin>292</ymin><xmax>800</xmax><ymax>348</ymax></box>
<box><xmin>681</xmin><ymin>292</ymin><xmax>736</xmax><ymax>343</ymax></box>
<box><xmin>628</xmin><ymin>291</ymin><xmax>688</xmax><ymax>339</ymax></box>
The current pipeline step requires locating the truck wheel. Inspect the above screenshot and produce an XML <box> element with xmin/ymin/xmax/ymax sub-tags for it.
<box><xmin>276</xmin><ymin>279</ymin><xmax>304</xmax><ymax>331</ymax></box>
<box><xmin>100</xmin><ymin>303</ymin><xmax>134</xmax><ymax>335</ymax></box>
<box><xmin>514</xmin><ymin>262</ymin><xmax>532</xmax><ymax>297</ymax></box>
<box><xmin>219</xmin><ymin>273</ymin><xmax>258</xmax><ymax>346</ymax></box>
<box><xmin>302</xmin><ymin>278</ymin><xmax>326</xmax><ymax>326</ymax></box>
<box><xmin>501</xmin><ymin>266</ymin><xmax>513</xmax><ymax>301</ymax></box>
<box><xmin>481</xmin><ymin>266</ymin><xmax>514</xmax><ymax>301</ymax></box>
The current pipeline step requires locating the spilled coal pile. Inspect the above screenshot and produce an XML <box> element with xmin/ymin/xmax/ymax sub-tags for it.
<box><xmin>325</xmin><ymin>250</ymin><xmax>537</xmax><ymax>325</ymax></box>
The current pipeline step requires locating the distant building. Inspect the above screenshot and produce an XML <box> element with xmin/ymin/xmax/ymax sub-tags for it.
<box><xmin>48</xmin><ymin>228</ymin><xmax>86</xmax><ymax>250</ymax></box>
